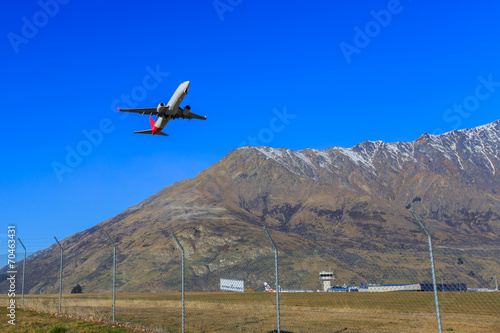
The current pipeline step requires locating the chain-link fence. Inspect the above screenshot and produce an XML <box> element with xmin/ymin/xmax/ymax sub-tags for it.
<box><xmin>11</xmin><ymin>218</ymin><xmax>500</xmax><ymax>333</ymax></box>
<box><xmin>173</xmin><ymin>226</ymin><xmax>499</xmax><ymax>332</ymax></box>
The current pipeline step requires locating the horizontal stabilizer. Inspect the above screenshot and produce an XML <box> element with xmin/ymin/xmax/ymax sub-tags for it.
<box><xmin>133</xmin><ymin>130</ymin><xmax>169</xmax><ymax>136</ymax></box>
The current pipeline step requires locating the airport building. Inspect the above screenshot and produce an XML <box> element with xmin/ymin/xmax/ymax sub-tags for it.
<box><xmin>328</xmin><ymin>283</ymin><xmax>468</xmax><ymax>292</ymax></box>
<box><xmin>357</xmin><ymin>283</ymin><xmax>422</xmax><ymax>292</ymax></box>
<box><xmin>420</xmin><ymin>283</ymin><xmax>467</xmax><ymax>292</ymax></box>
<box><xmin>319</xmin><ymin>271</ymin><xmax>335</xmax><ymax>291</ymax></box>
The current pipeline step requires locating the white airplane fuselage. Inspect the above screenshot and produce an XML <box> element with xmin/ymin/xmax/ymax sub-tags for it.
<box><xmin>118</xmin><ymin>80</ymin><xmax>205</xmax><ymax>136</ymax></box>
<box><xmin>154</xmin><ymin>81</ymin><xmax>190</xmax><ymax>131</ymax></box>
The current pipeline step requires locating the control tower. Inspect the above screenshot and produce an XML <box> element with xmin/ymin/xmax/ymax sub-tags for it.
<box><xmin>319</xmin><ymin>271</ymin><xmax>335</xmax><ymax>291</ymax></box>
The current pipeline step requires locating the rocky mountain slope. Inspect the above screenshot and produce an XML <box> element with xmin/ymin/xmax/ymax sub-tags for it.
<box><xmin>3</xmin><ymin>120</ymin><xmax>500</xmax><ymax>293</ymax></box>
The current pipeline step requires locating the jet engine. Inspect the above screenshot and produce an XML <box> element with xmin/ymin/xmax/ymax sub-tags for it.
<box><xmin>183</xmin><ymin>105</ymin><xmax>191</xmax><ymax>117</ymax></box>
<box><xmin>157</xmin><ymin>102</ymin><xmax>166</xmax><ymax>113</ymax></box>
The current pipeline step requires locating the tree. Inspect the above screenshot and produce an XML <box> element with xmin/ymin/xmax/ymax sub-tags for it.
<box><xmin>457</xmin><ymin>257</ymin><xmax>464</xmax><ymax>265</ymax></box>
<box><xmin>71</xmin><ymin>284</ymin><xmax>83</xmax><ymax>294</ymax></box>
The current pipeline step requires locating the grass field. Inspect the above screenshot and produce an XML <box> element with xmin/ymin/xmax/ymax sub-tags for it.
<box><xmin>1</xmin><ymin>292</ymin><xmax>499</xmax><ymax>332</ymax></box>
<box><xmin>0</xmin><ymin>306</ymin><xmax>141</xmax><ymax>332</ymax></box>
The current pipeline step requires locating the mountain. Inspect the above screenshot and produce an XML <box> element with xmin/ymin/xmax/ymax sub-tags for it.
<box><xmin>3</xmin><ymin>120</ymin><xmax>500</xmax><ymax>293</ymax></box>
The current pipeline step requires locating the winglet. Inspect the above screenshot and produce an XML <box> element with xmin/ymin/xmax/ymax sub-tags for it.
<box><xmin>116</xmin><ymin>106</ymin><xmax>121</xmax><ymax>111</ymax></box>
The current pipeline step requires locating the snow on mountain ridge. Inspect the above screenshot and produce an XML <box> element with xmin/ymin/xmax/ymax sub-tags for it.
<box><xmin>253</xmin><ymin>147</ymin><xmax>321</xmax><ymax>180</ymax></box>
<box><xmin>250</xmin><ymin>119</ymin><xmax>500</xmax><ymax>180</ymax></box>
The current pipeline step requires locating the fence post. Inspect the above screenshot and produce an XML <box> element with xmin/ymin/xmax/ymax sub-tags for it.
<box><xmin>264</xmin><ymin>226</ymin><xmax>280</xmax><ymax>333</ymax></box>
<box><xmin>105</xmin><ymin>232</ymin><xmax>116</xmax><ymax>322</ymax></box>
<box><xmin>171</xmin><ymin>232</ymin><xmax>185</xmax><ymax>333</ymax></box>
<box><xmin>18</xmin><ymin>238</ymin><xmax>26</xmax><ymax>307</ymax></box>
<box><xmin>54</xmin><ymin>236</ymin><xmax>63</xmax><ymax>314</ymax></box>
<box><xmin>409</xmin><ymin>208</ymin><xmax>442</xmax><ymax>333</ymax></box>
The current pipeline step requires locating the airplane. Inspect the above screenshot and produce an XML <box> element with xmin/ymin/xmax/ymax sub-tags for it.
<box><xmin>264</xmin><ymin>282</ymin><xmax>313</xmax><ymax>293</ymax></box>
<box><xmin>117</xmin><ymin>81</ymin><xmax>206</xmax><ymax>136</ymax></box>
<box><xmin>264</xmin><ymin>282</ymin><xmax>276</xmax><ymax>292</ymax></box>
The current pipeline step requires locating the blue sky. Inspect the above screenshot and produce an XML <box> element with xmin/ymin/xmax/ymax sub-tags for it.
<box><xmin>2</xmin><ymin>0</ymin><xmax>500</xmax><ymax>258</ymax></box>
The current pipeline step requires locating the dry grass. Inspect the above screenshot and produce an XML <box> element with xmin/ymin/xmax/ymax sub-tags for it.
<box><xmin>1</xmin><ymin>292</ymin><xmax>499</xmax><ymax>332</ymax></box>
<box><xmin>0</xmin><ymin>306</ymin><xmax>142</xmax><ymax>333</ymax></box>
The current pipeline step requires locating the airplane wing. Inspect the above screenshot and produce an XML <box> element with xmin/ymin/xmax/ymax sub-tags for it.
<box><xmin>185</xmin><ymin>112</ymin><xmax>207</xmax><ymax>120</ymax></box>
<box><xmin>117</xmin><ymin>107</ymin><xmax>159</xmax><ymax>116</ymax></box>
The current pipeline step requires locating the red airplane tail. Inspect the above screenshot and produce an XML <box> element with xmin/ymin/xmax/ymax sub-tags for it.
<box><xmin>133</xmin><ymin>117</ymin><xmax>168</xmax><ymax>136</ymax></box>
